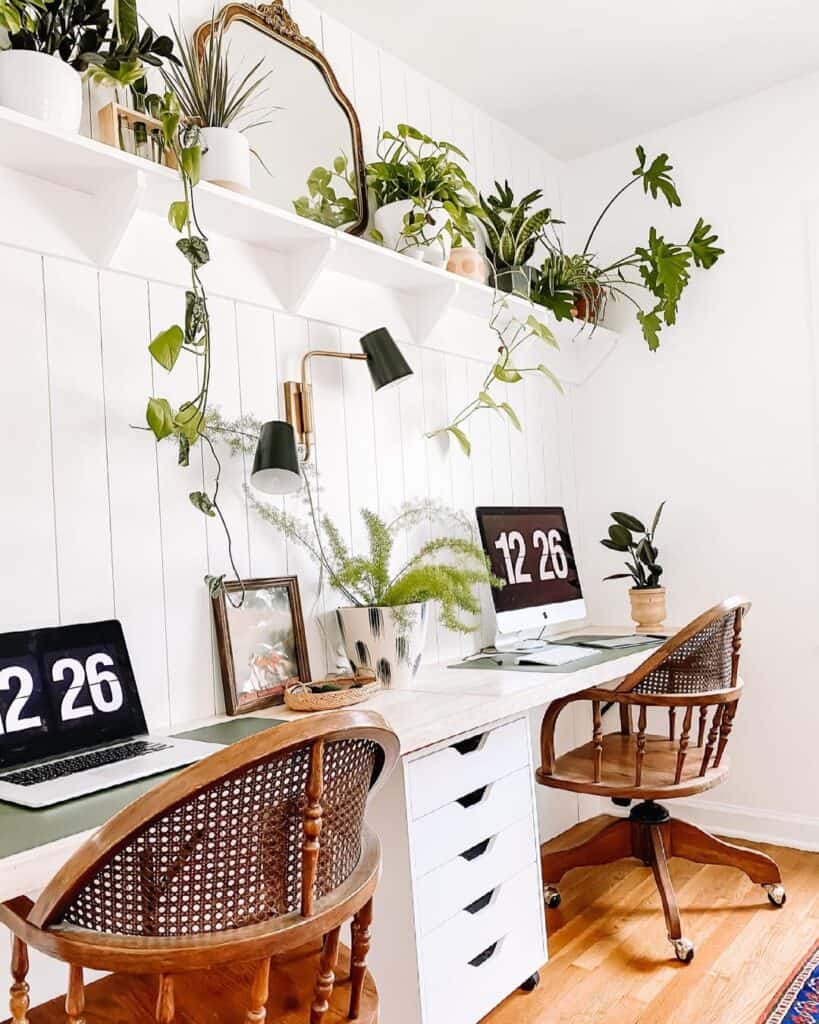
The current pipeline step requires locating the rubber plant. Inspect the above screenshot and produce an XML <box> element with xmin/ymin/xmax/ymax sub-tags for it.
<box><xmin>532</xmin><ymin>147</ymin><xmax>724</xmax><ymax>350</ymax></box>
<box><xmin>428</xmin><ymin>293</ymin><xmax>563</xmax><ymax>456</ymax></box>
<box><xmin>600</xmin><ymin>502</ymin><xmax>665</xmax><ymax>588</ymax></box>
<box><xmin>143</xmin><ymin>90</ymin><xmax>241</xmax><ymax>599</ymax></box>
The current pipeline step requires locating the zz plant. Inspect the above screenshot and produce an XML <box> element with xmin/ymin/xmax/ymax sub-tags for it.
<box><xmin>367</xmin><ymin>123</ymin><xmax>483</xmax><ymax>251</ymax></box>
<box><xmin>600</xmin><ymin>502</ymin><xmax>665</xmax><ymax>589</ymax></box>
<box><xmin>143</xmin><ymin>91</ymin><xmax>240</xmax><ymax>592</ymax></box>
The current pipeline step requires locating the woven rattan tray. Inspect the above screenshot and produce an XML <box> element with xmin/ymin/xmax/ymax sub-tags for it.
<box><xmin>284</xmin><ymin>673</ymin><xmax>381</xmax><ymax>712</ymax></box>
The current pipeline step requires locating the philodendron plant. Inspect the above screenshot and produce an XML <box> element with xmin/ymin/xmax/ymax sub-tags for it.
<box><xmin>533</xmin><ymin>147</ymin><xmax>723</xmax><ymax>349</ymax></box>
<box><xmin>293</xmin><ymin>151</ymin><xmax>359</xmax><ymax>228</ymax></box>
<box><xmin>367</xmin><ymin>123</ymin><xmax>483</xmax><ymax>250</ymax></box>
<box><xmin>600</xmin><ymin>502</ymin><xmax>665</xmax><ymax>589</ymax></box>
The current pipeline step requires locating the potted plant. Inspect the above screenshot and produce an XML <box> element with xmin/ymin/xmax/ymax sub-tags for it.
<box><xmin>161</xmin><ymin>17</ymin><xmax>273</xmax><ymax>193</ymax></box>
<box><xmin>246</xmin><ymin>491</ymin><xmax>501</xmax><ymax>685</ymax></box>
<box><xmin>292</xmin><ymin>150</ymin><xmax>360</xmax><ymax>228</ymax></box>
<box><xmin>534</xmin><ymin>147</ymin><xmax>723</xmax><ymax>349</ymax></box>
<box><xmin>600</xmin><ymin>502</ymin><xmax>667</xmax><ymax>630</ymax></box>
<box><xmin>0</xmin><ymin>0</ymin><xmax>175</xmax><ymax>132</ymax></box>
<box><xmin>478</xmin><ymin>180</ymin><xmax>555</xmax><ymax>297</ymax></box>
<box><xmin>368</xmin><ymin>123</ymin><xmax>482</xmax><ymax>267</ymax></box>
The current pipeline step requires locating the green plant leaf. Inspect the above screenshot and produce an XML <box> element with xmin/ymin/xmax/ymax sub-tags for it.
<box><xmin>603</xmin><ymin>573</ymin><xmax>635</xmax><ymax>581</ymax></box>
<box><xmin>651</xmin><ymin>501</ymin><xmax>666</xmax><ymax>536</ymax></box>
<box><xmin>636</xmin><ymin>148</ymin><xmax>681</xmax><ymax>207</ymax></box>
<box><xmin>600</xmin><ymin>538</ymin><xmax>629</xmax><ymax>552</ymax></box>
<box><xmin>478</xmin><ymin>390</ymin><xmax>499</xmax><ymax>409</ymax></box>
<box><xmin>687</xmin><ymin>217</ymin><xmax>724</xmax><ymax>269</ymax></box>
<box><xmin>637</xmin><ymin>308</ymin><xmax>662</xmax><ymax>351</ymax></box>
<box><xmin>189</xmin><ymin>490</ymin><xmax>216</xmax><ymax>516</ymax></box>
<box><xmin>612</xmin><ymin>512</ymin><xmax>645</xmax><ymax>532</ymax></box>
<box><xmin>536</xmin><ymin>364</ymin><xmax>564</xmax><ymax>394</ymax></box>
<box><xmin>161</xmin><ymin>110</ymin><xmax>179</xmax><ymax>146</ymax></box>
<box><xmin>493</xmin><ymin>364</ymin><xmax>522</xmax><ymax>384</ymax></box>
<box><xmin>499</xmin><ymin>402</ymin><xmax>521</xmax><ymax>431</ymax></box>
<box><xmin>608</xmin><ymin>523</ymin><xmax>633</xmax><ymax>547</ymax></box>
<box><xmin>168</xmin><ymin>200</ymin><xmax>188</xmax><ymax>232</ymax></box>
<box><xmin>369</xmin><ymin>228</ymin><xmax>385</xmax><ymax>244</ymax></box>
<box><xmin>174</xmin><ymin>403</ymin><xmax>204</xmax><ymax>443</ymax></box>
<box><xmin>148</xmin><ymin>324</ymin><xmax>184</xmax><ymax>371</ymax></box>
<box><xmin>177</xmin><ymin>236</ymin><xmax>210</xmax><ymax>268</ymax></box>
<box><xmin>184</xmin><ymin>290</ymin><xmax>206</xmax><ymax>344</ymax></box>
<box><xmin>526</xmin><ymin>315</ymin><xmax>558</xmax><ymax>348</ymax></box>
<box><xmin>146</xmin><ymin>397</ymin><xmax>175</xmax><ymax>440</ymax></box>
<box><xmin>180</xmin><ymin>145</ymin><xmax>201</xmax><ymax>186</ymax></box>
<box><xmin>448</xmin><ymin>426</ymin><xmax>471</xmax><ymax>456</ymax></box>
<box><xmin>205</xmin><ymin>573</ymin><xmax>226</xmax><ymax>596</ymax></box>
<box><xmin>177</xmin><ymin>434</ymin><xmax>190</xmax><ymax>467</ymax></box>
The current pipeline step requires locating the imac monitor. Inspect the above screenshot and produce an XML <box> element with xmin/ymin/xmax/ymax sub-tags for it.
<box><xmin>476</xmin><ymin>506</ymin><xmax>586</xmax><ymax>645</ymax></box>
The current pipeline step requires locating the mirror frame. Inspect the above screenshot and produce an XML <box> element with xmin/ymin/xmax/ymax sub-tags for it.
<box><xmin>194</xmin><ymin>1</ymin><xmax>369</xmax><ymax>235</ymax></box>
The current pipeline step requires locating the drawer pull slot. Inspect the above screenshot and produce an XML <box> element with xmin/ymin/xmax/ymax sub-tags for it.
<box><xmin>468</xmin><ymin>941</ymin><xmax>499</xmax><ymax>968</ymax></box>
<box><xmin>460</xmin><ymin>838</ymin><xmax>491</xmax><ymax>861</ymax></box>
<box><xmin>464</xmin><ymin>889</ymin><xmax>494</xmax><ymax>915</ymax></box>
<box><xmin>457</xmin><ymin>785</ymin><xmax>488</xmax><ymax>809</ymax></box>
<box><xmin>452</xmin><ymin>734</ymin><xmax>484</xmax><ymax>755</ymax></box>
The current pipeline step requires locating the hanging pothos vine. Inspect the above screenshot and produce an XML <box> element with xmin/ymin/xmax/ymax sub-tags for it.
<box><xmin>143</xmin><ymin>91</ymin><xmax>241</xmax><ymax>602</ymax></box>
<box><xmin>428</xmin><ymin>295</ymin><xmax>563</xmax><ymax>456</ymax></box>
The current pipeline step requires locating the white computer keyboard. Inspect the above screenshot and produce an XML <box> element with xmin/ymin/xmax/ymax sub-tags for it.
<box><xmin>515</xmin><ymin>644</ymin><xmax>591</xmax><ymax>667</ymax></box>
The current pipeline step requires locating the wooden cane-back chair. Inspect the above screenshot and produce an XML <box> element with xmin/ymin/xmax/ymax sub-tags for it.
<box><xmin>2</xmin><ymin>710</ymin><xmax>399</xmax><ymax>1024</ymax></box>
<box><xmin>537</xmin><ymin>597</ymin><xmax>785</xmax><ymax>963</ymax></box>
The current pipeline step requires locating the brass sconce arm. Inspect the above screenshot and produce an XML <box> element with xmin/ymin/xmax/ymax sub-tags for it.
<box><xmin>283</xmin><ymin>350</ymin><xmax>368</xmax><ymax>462</ymax></box>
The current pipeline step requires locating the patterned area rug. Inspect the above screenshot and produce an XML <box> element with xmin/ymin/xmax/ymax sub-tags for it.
<box><xmin>759</xmin><ymin>940</ymin><xmax>819</xmax><ymax>1023</ymax></box>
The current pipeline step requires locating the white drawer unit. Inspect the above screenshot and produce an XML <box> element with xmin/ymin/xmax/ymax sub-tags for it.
<box><xmin>366</xmin><ymin>715</ymin><xmax>547</xmax><ymax>1024</ymax></box>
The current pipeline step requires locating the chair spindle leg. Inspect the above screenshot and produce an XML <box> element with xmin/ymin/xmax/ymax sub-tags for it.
<box><xmin>668</xmin><ymin>707</ymin><xmax>677</xmax><ymax>741</ymax></box>
<box><xmin>696</xmin><ymin>705</ymin><xmax>708</xmax><ymax>748</ymax></box>
<box><xmin>310</xmin><ymin>926</ymin><xmax>341</xmax><ymax>1024</ymax></box>
<box><xmin>700</xmin><ymin>705</ymin><xmax>723</xmax><ymax>775</ymax></box>
<box><xmin>635</xmin><ymin>705</ymin><xmax>648</xmax><ymax>786</ymax></box>
<box><xmin>592</xmin><ymin>700</ymin><xmax>603</xmax><ymax>782</ymax></box>
<box><xmin>714</xmin><ymin>702</ymin><xmax>737</xmax><ymax>767</ymax></box>
<box><xmin>156</xmin><ymin>974</ymin><xmax>175</xmax><ymax>1024</ymax></box>
<box><xmin>246</xmin><ymin>958</ymin><xmax>271</xmax><ymax>1024</ymax></box>
<box><xmin>10</xmin><ymin>937</ymin><xmax>30</xmax><ymax>1024</ymax></box>
<box><xmin>674</xmin><ymin>706</ymin><xmax>693</xmax><ymax>784</ymax></box>
<box><xmin>65</xmin><ymin>966</ymin><xmax>85</xmax><ymax>1024</ymax></box>
<box><xmin>349</xmin><ymin>899</ymin><xmax>373</xmax><ymax>1020</ymax></box>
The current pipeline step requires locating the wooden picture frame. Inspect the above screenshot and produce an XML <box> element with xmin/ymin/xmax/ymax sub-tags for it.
<box><xmin>212</xmin><ymin>576</ymin><xmax>311</xmax><ymax>715</ymax></box>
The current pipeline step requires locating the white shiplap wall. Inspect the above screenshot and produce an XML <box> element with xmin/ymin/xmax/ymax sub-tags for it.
<box><xmin>0</xmin><ymin>0</ymin><xmax>574</xmax><ymax>732</ymax></box>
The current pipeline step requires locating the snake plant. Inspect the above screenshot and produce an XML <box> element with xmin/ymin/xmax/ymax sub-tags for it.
<box><xmin>479</xmin><ymin>180</ymin><xmax>555</xmax><ymax>274</ymax></box>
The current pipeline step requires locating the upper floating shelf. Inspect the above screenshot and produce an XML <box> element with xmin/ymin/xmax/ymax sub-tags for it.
<box><xmin>0</xmin><ymin>104</ymin><xmax>618</xmax><ymax>369</ymax></box>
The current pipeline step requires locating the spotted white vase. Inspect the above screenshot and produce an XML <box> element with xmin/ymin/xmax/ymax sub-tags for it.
<box><xmin>336</xmin><ymin>602</ymin><xmax>430</xmax><ymax>687</ymax></box>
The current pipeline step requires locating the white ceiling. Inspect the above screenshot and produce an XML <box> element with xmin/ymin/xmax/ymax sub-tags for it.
<box><xmin>317</xmin><ymin>0</ymin><xmax>819</xmax><ymax>159</ymax></box>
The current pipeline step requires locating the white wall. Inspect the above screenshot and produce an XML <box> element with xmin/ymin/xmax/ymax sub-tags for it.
<box><xmin>560</xmin><ymin>71</ymin><xmax>819</xmax><ymax>849</ymax></box>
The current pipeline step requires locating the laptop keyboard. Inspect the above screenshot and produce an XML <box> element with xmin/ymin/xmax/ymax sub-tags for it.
<box><xmin>1</xmin><ymin>740</ymin><xmax>171</xmax><ymax>787</ymax></box>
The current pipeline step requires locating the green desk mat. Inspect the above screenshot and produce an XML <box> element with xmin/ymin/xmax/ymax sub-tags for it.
<box><xmin>449</xmin><ymin>635</ymin><xmax>664</xmax><ymax>674</ymax></box>
<box><xmin>0</xmin><ymin>717</ymin><xmax>283</xmax><ymax>860</ymax></box>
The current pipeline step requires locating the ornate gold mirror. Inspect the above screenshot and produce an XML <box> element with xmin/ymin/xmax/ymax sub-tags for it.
<box><xmin>195</xmin><ymin>2</ymin><xmax>368</xmax><ymax>234</ymax></box>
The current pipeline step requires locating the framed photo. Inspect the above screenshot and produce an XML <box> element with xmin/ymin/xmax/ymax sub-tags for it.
<box><xmin>212</xmin><ymin>576</ymin><xmax>311</xmax><ymax>715</ymax></box>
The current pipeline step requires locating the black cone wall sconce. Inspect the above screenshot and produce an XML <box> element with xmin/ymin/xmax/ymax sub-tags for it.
<box><xmin>250</xmin><ymin>328</ymin><xmax>413</xmax><ymax>496</ymax></box>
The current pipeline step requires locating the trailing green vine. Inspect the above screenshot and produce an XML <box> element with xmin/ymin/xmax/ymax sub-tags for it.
<box><xmin>143</xmin><ymin>91</ymin><xmax>241</xmax><ymax>600</ymax></box>
<box><xmin>428</xmin><ymin>294</ymin><xmax>563</xmax><ymax>456</ymax></box>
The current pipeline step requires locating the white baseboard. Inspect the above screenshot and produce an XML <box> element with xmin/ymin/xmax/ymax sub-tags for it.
<box><xmin>670</xmin><ymin>797</ymin><xmax>819</xmax><ymax>852</ymax></box>
<box><xmin>595</xmin><ymin>796</ymin><xmax>819</xmax><ymax>852</ymax></box>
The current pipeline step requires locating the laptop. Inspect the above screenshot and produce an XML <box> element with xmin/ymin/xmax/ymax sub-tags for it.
<box><xmin>0</xmin><ymin>619</ymin><xmax>225</xmax><ymax>808</ymax></box>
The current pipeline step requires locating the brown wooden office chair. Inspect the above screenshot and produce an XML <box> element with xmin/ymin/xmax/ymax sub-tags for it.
<box><xmin>537</xmin><ymin>596</ymin><xmax>785</xmax><ymax>963</ymax></box>
<box><xmin>1</xmin><ymin>710</ymin><xmax>399</xmax><ymax>1024</ymax></box>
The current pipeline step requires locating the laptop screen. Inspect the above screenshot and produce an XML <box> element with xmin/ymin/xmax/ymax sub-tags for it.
<box><xmin>0</xmin><ymin>620</ymin><xmax>147</xmax><ymax>769</ymax></box>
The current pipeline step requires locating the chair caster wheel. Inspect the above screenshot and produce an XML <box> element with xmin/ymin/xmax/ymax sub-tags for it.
<box><xmin>765</xmin><ymin>883</ymin><xmax>786</xmax><ymax>907</ymax></box>
<box><xmin>672</xmin><ymin>938</ymin><xmax>694</xmax><ymax>963</ymax></box>
<box><xmin>520</xmin><ymin>971</ymin><xmax>540</xmax><ymax>992</ymax></box>
<box><xmin>543</xmin><ymin>885</ymin><xmax>561</xmax><ymax>909</ymax></box>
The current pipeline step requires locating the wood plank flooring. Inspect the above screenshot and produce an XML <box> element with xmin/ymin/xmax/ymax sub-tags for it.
<box><xmin>485</xmin><ymin>817</ymin><xmax>819</xmax><ymax>1024</ymax></box>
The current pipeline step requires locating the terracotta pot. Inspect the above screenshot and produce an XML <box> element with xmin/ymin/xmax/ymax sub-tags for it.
<box><xmin>447</xmin><ymin>245</ymin><xmax>488</xmax><ymax>283</ymax></box>
<box><xmin>573</xmin><ymin>284</ymin><xmax>606</xmax><ymax>322</ymax></box>
<box><xmin>629</xmin><ymin>587</ymin><xmax>667</xmax><ymax>632</ymax></box>
<box><xmin>336</xmin><ymin>602</ymin><xmax>430</xmax><ymax>687</ymax></box>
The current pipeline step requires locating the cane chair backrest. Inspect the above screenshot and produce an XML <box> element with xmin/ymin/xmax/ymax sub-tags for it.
<box><xmin>28</xmin><ymin>711</ymin><xmax>399</xmax><ymax>938</ymax></box>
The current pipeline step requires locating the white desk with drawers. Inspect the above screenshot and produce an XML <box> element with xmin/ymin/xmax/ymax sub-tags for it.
<box><xmin>0</xmin><ymin>632</ymin><xmax>659</xmax><ymax>1023</ymax></box>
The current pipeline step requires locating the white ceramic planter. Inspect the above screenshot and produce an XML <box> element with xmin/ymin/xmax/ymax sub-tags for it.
<box><xmin>199</xmin><ymin>127</ymin><xmax>251</xmax><ymax>193</ymax></box>
<box><xmin>336</xmin><ymin>602</ymin><xmax>430</xmax><ymax>687</ymax></box>
<box><xmin>373</xmin><ymin>199</ymin><xmax>452</xmax><ymax>266</ymax></box>
<box><xmin>0</xmin><ymin>51</ymin><xmax>82</xmax><ymax>132</ymax></box>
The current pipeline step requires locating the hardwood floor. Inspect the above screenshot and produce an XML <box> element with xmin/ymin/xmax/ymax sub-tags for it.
<box><xmin>486</xmin><ymin>817</ymin><xmax>819</xmax><ymax>1024</ymax></box>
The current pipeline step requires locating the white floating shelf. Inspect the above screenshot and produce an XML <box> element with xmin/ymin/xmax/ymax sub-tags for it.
<box><xmin>0</xmin><ymin>104</ymin><xmax>618</xmax><ymax>379</ymax></box>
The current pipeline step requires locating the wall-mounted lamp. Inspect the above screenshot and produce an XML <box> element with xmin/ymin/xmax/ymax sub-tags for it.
<box><xmin>250</xmin><ymin>327</ymin><xmax>413</xmax><ymax>496</ymax></box>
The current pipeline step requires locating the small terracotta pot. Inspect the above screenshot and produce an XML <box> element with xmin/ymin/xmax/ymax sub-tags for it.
<box><xmin>629</xmin><ymin>587</ymin><xmax>666</xmax><ymax>632</ymax></box>
<box><xmin>447</xmin><ymin>246</ymin><xmax>488</xmax><ymax>283</ymax></box>
<box><xmin>573</xmin><ymin>284</ymin><xmax>606</xmax><ymax>323</ymax></box>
